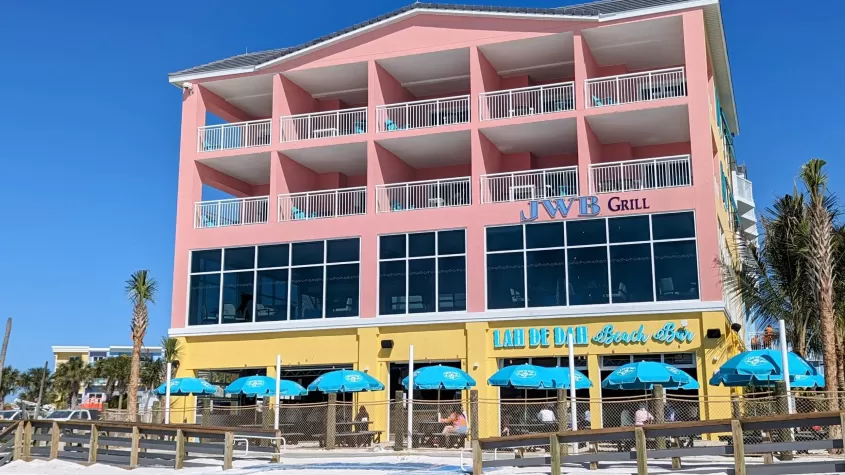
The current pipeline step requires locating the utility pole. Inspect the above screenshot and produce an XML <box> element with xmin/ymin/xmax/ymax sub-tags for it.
<box><xmin>34</xmin><ymin>361</ymin><xmax>49</xmax><ymax>420</ymax></box>
<box><xmin>0</xmin><ymin>319</ymin><xmax>12</xmax><ymax>397</ymax></box>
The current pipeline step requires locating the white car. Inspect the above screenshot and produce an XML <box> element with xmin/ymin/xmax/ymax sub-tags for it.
<box><xmin>45</xmin><ymin>409</ymin><xmax>100</xmax><ymax>421</ymax></box>
<box><xmin>0</xmin><ymin>410</ymin><xmax>22</xmax><ymax>420</ymax></box>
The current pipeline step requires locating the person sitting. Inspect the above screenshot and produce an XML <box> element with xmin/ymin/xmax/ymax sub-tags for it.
<box><xmin>635</xmin><ymin>405</ymin><xmax>655</xmax><ymax>426</ymax></box>
<box><xmin>438</xmin><ymin>406</ymin><xmax>468</xmax><ymax>447</ymax></box>
<box><xmin>353</xmin><ymin>406</ymin><xmax>370</xmax><ymax>446</ymax></box>
<box><xmin>537</xmin><ymin>405</ymin><xmax>556</xmax><ymax>423</ymax></box>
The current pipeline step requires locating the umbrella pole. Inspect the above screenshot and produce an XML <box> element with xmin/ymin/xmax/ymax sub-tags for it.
<box><xmin>164</xmin><ymin>362</ymin><xmax>172</xmax><ymax>425</ymax></box>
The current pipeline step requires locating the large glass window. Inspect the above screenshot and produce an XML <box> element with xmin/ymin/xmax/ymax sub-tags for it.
<box><xmin>187</xmin><ymin>238</ymin><xmax>360</xmax><ymax>325</ymax></box>
<box><xmin>379</xmin><ymin>230</ymin><xmax>466</xmax><ymax>315</ymax></box>
<box><xmin>485</xmin><ymin>212</ymin><xmax>699</xmax><ymax>310</ymax></box>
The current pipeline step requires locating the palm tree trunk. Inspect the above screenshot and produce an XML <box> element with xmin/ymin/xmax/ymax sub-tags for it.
<box><xmin>128</xmin><ymin>335</ymin><xmax>142</xmax><ymax>422</ymax></box>
<box><xmin>0</xmin><ymin>319</ymin><xmax>12</xmax><ymax>400</ymax></box>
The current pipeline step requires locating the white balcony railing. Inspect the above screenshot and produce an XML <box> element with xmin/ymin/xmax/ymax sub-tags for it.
<box><xmin>480</xmin><ymin>167</ymin><xmax>578</xmax><ymax>204</ymax></box>
<box><xmin>279</xmin><ymin>108</ymin><xmax>367</xmax><ymax>143</ymax></box>
<box><xmin>197</xmin><ymin>119</ymin><xmax>272</xmax><ymax>152</ymax></box>
<box><xmin>376</xmin><ymin>95</ymin><xmax>470</xmax><ymax>132</ymax></box>
<box><xmin>194</xmin><ymin>196</ymin><xmax>270</xmax><ymax>228</ymax></box>
<box><xmin>278</xmin><ymin>187</ymin><xmax>366</xmax><ymax>221</ymax></box>
<box><xmin>479</xmin><ymin>82</ymin><xmax>575</xmax><ymax>121</ymax></box>
<box><xmin>585</xmin><ymin>67</ymin><xmax>686</xmax><ymax>108</ymax></box>
<box><xmin>589</xmin><ymin>155</ymin><xmax>691</xmax><ymax>194</ymax></box>
<box><xmin>735</xmin><ymin>176</ymin><xmax>754</xmax><ymax>203</ymax></box>
<box><xmin>376</xmin><ymin>177</ymin><xmax>471</xmax><ymax>212</ymax></box>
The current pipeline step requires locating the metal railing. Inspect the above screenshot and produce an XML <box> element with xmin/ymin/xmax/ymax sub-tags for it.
<box><xmin>480</xmin><ymin>167</ymin><xmax>578</xmax><ymax>204</ymax></box>
<box><xmin>589</xmin><ymin>155</ymin><xmax>691</xmax><ymax>194</ymax></box>
<box><xmin>376</xmin><ymin>95</ymin><xmax>470</xmax><ymax>132</ymax></box>
<box><xmin>279</xmin><ymin>108</ymin><xmax>367</xmax><ymax>143</ymax></box>
<box><xmin>278</xmin><ymin>187</ymin><xmax>366</xmax><ymax>221</ymax></box>
<box><xmin>478</xmin><ymin>82</ymin><xmax>575</xmax><ymax>121</ymax></box>
<box><xmin>735</xmin><ymin>175</ymin><xmax>753</xmax><ymax>203</ymax></box>
<box><xmin>376</xmin><ymin>177</ymin><xmax>471</xmax><ymax>212</ymax></box>
<box><xmin>197</xmin><ymin>119</ymin><xmax>272</xmax><ymax>152</ymax></box>
<box><xmin>193</xmin><ymin>196</ymin><xmax>270</xmax><ymax>228</ymax></box>
<box><xmin>585</xmin><ymin>67</ymin><xmax>686</xmax><ymax>108</ymax></box>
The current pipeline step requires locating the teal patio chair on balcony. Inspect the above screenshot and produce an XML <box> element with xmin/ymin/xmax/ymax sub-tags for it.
<box><xmin>391</xmin><ymin>201</ymin><xmax>414</xmax><ymax>211</ymax></box>
<box><xmin>291</xmin><ymin>206</ymin><xmax>318</xmax><ymax>220</ymax></box>
<box><xmin>353</xmin><ymin>121</ymin><xmax>366</xmax><ymax>134</ymax></box>
<box><xmin>592</xmin><ymin>95</ymin><xmax>614</xmax><ymax>107</ymax></box>
<box><xmin>384</xmin><ymin>118</ymin><xmax>401</xmax><ymax>131</ymax></box>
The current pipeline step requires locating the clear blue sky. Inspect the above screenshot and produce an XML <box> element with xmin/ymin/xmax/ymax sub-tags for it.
<box><xmin>0</xmin><ymin>1</ymin><xmax>842</xmax><ymax>372</ymax></box>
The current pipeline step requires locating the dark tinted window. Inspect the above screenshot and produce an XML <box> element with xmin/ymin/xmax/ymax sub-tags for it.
<box><xmin>289</xmin><ymin>267</ymin><xmax>323</xmax><ymax>319</ymax></box>
<box><xmin>438</xmin><ymin>230</ymin><xmax>465</xmax><ymax>255</ymax></box>
<box><xmin>486</xmin><ymin>253</ymin><xmax>525</xmax><ymax>309</ymax></box>
<box><xmin>256</xmin><ymin>270</ymin><xmax>288</xmax><ymax>322</ymax></box>
<box><xmin>221</xmin><ymin>272</ymin><xmax>254</xmax><ymax>323</ymax></box>
<box><xmin>325</xmin><ymin>264</ymin><xmax>359</xmax><ymax>318</ymax></box>
<box><xmin>191</xmin><ymin>250</ymin><xmax>222</xmax><ymax>273</ymax></box>
<box><xmin>609</xmin><ymin>244</ymin><xmax>653</xmax><ymax>303</ymax></box>
<box><xmin>526</xmin><ymin>249</ymin><xmax>566</xmax><ymax>307</ymax></box>
<box><xmin>257</xmin><ymin>244</ymin><xmax>289</xmax><ymax>268</ymax></box>
<box><xmin>380</xmin><ymin>235</ymin><xmax>406</xmax><ymax>259</ymax></box>
<box><xmin>525</xmin><ymin>222</ymin><xmax>564</xmax><ymax>249</ymax></box>
<box><xmin>188</xmin><ymin>274</ymin><xmax>220</xmax><ymax>325</ymax></box>
<box><xmin>379</xmin><ymin>261</ymin><xmax>406</xmax><ymax>315</ymax></box>
<box><xmin>292</xmin><ymin>241</ymin><xmax>324</xmax><ymax>266</ymax></box>
<box><xmin>438</xmin><ymin>256</ymin><xmax>466</xmax><ymax>312</ymax></box>
<box><xmin>608</xmin><ymin>216</ymin><xmax>650</xmax><ymax>243</ymax></box>
<box><xmin>654</xmin><ymin>241</ymin><xmax>699</xmax><ymax>301</ymax></box>
<box><xmin>567</xmin><ymin>219</ymin><xmax>606</xmax><ymax>246</ymax></box>
<box><xmin>567</xmin><ymin>247</ymin><xmax>609</xmax><ymax>305</ymax></box>
<box><xmin>486</xmin><ymin>226</ymin><xmax>523</xmax><ymax>251</ymax></box>
<box><xmin>652</xmin><ymin>212</ymin><xmax>695</xmax><ymax>240</ymax></box>
<box><xmin>224</xmin><ymin>247</ymin><xmax>255</xmax><ymax>271</ymax></box>
<box><xmin>409</xmin><ymin>233</ymin><xmax>436</xmax><ymax>257</ymax></box>
<box><xmin>327</xmin><ymin>238</ymin><xmax>359</xmax><ymax>263</ymax></box>
<box><xmin>408</xmin><ymin>259</ymin><xmax>436</xmax><ymax>313</ymax></box>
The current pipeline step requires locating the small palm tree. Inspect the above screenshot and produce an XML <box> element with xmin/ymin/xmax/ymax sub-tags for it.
<box><xmin>126</xmin><ymin>270</ymin><xmax>158</xmax><ymax>422</ymax></box>
<box><xmin>18</xmin><ymin>366</ymin><xmax>52</xmax><ymax>402</ymax></box>
<box><xmin>0</xmin><ymin>367</ymin><xmax>21</xmax><ymax>402</ymax></box>
<box><xmin>53</xmin><ymin>358</ymin><xmax>91</xmax><ymax>408</ymax></box>
<box><xmin>800</xmin><ymin>159</ymin><xmax>840</xmax><ymax>414</ymax></box>
<box><xmin>161</xmin><ymin>337</ymin><xmax>183</xmax><ymax>375</ymax></box>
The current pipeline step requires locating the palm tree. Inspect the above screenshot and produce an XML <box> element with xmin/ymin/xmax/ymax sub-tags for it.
<box><xmin>126</xmin><ymin>270</ymin><xmax>157</xmax><ymax>422</ymax></box>
<box><xmin>53</xmin><ymin>358</ymin><xmax>91</xmax><ymax>408</ymax></box>
<box><xmin>720</xmin><ymin>194</ymin><xmax>819</xmax><ymax>356</ymax></box>
<box><xmin>0</xmin><ymin>367</ymin><xmax>21</xmax><ymax>402</ymax></box>
<box><xmin>18</xmin><ymin>366</ymin><xmax>52</xmax><ymax>402</ymax></box>
<box><xmin>141</xmin><ymin>358</ymin><xmax>165</xmax><ymax>392</ymax></box>
<box><xmin>800</xmin><ymin>159</ymin><xmax>840</xmax><ymax>414</ymax></box>
<box><xmin>94</xmin><ymin>356</ymin><xmax>131</xmax><ymax>409</ymax></box>
<box><xmin>161</xmin><ymin>337</ymin><xmax>183</xmax><ymax>375</ymax></box>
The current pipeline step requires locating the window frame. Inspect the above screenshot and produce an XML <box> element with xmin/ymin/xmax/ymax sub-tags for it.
<box><xmin>187</xmin><ymin>237</ymin><xmax>362</xmax><ymax>326</ymax></box>
<box><xmin>484</xmin><ymin>211</ymin><xmax>700</xmax><ymax>311</ymax></box>
<box><xmin>377</xmin><ymin>229</ymin><xmax>468</xmax><ymax>316</ymax></box>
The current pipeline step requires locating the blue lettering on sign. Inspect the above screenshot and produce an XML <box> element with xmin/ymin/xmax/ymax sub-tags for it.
<box><xmin>592</xmin><ymin>324</ymin><xmax>649</xmax><ymax>346</ymax></box>
<box><xmin>494</xmin><ymin>323</ymin><xmax>692</xmax><ymax>348</ymax></box>
<box><xmin>520</xmin><ymin>197</ymin><xmax>601</xmax><ymax>222</ymax></box>
<box><xmin>652</xmin><ymin>322</ymin><xmax>696</xmax><ymax>344</ymax></box>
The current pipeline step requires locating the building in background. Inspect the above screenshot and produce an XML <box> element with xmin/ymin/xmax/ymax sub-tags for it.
<box><xmin>166</xmin><ymin>0</ymin><xmax>752</xmax><ymax>434</ymax></box>
<box><xmin>52</xmin><ymin>345</ymin><xmax>163</xmax><ymax>409</ymax></box>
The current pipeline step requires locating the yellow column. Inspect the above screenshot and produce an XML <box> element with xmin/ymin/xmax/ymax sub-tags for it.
<box><xmin>355</xmin><ymin>327</ymin><xmax>385</xmax><ymax>433</ymax></box>
<box><xmin>466</xmin><ymin>322</ymin><xmax>497</xmax><ymax>438</ymax></box>
<box><xmin>587</xmin><ymin>354</ymin><xmax>602</xmax><ymax>429</ymax></box>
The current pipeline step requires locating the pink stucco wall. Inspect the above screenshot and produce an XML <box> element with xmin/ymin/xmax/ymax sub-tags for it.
<box><xmin>171</xmin><ymin>8</ymin><xmax>725</xmax><ymax>328</ymax></box>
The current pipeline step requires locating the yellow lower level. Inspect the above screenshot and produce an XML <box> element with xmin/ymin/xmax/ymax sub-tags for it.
<box><xmin>172</xmin><ymin>310</ymin><xmax>740</xmax><ymax>437</ymax></box>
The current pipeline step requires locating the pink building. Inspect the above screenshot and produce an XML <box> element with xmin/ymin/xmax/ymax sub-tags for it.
<box><xmin>166</xmin><ymin>0</ymin><xmax>753</xmax><ymax>422</ymax></box>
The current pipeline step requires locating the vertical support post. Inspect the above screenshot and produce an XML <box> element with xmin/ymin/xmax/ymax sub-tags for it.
<box><xmin>407</xmin><ymin>344</ymin><xmax>414</xmax><ymax>450</ymax></box>
<box><xmin>634</xmin><ymin>426</ymin><xmax>648</xmax><ymax>475</ymax></box>
<box><xmin>731</xmin><ymin>393</ymin><xmax>741</xmax><ymax>419</ymax></box>
<box><xmin>731</xmin><ymin>419</ymin><xmax>746</xmax><ymax>475</ymax></box>
<box><xmin>129</xmin><ymin>426</ymin><xmax>140</xmax><ymax>468</ymax></box>
<box><xmin>165</xmin><ymin>362</ymin><xmax>172</xmax><ymax>425</ymax></box>
<box><xmin>22</xmin><ymin>421</ymin><xmax>31</xmax><ymax>459</ymax></box>
<box><xmin>326</xmin><ymin>393</ymin><xmax>337</xmax><ymax>449</ymax></box>
<box><xmin>778</xmin><ymin>319</ymin><xmax>794</xmax><ymax>414</ymax></box>
<box><xmin>174</xmin><ymin>429</ymin><xmax>185</xmax><ymax>469</ymax></box>
<box><xmin>568</xmin><ymin>333</ymin><xmax>577</xmax><ymax>434</ymax></box>
<box><xmin>773</xmin><ymin>381</ymin><xmax>794</xmax><ymax>460</ymax></box>
<box><xmin>88</xmin><ymin>424</ymin><xmax>99</xmax><ymax>463</ymax></box>
<box><xmin>653</xmin><ymin>385</ymin><xmax>666</xmax><ymax>450</ymax></box>
<box><xmin>271</xmin><ymin>429</ymin><xmax>282</xmax><ymax>463</ymax></box>
<box><xmin>223</xmin><ymin>431</ymin><xmax>234</xmax><ymax>470</ymax></box>
<box><xmin>49</xmin><ymin>422</ymin><xmax>59</xmax><ymax>459</ymax></box>
<box><xmin>469</xmin><ymin>390</ymin><xmax>479</xmax><ymax>443</ymax></box>
<box><xmin>471</xmin><ymin>439</ymin><xmax>483</xmax><ymax>475</ymax></box>
<box><xmin>13</xmin><ymin>422</ymin><xmax>22</xmax><ymax>460</ymax></box>
<box><xmin>557</xmin><ymin>389</ymin><xmax>567</xmax><ymax>434</ymax></box>
<box><xmin>394</xmin><ymin>390</ymin><xmax>406</xmax><ymax>451</ymax></box>
<box><xmin>589</xmin><ymin>442</ymin><xmax>599</xmax><ymax>470</ymax></box>
<box><xmin>550</xmin><ymin>434</ymin><xmax>561</xmax><ymax>475</ymax></box>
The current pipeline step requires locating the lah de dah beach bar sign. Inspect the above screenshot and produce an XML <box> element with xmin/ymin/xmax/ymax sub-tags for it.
<box><xmin>520</xmin><ymin>196</ymin><xmax>651</xmax><ymax>222</ymax></box>
<box><xmin>492</xmin><ymin>322</ymin><xmax>695</xmax><ymax>349</ymax></box>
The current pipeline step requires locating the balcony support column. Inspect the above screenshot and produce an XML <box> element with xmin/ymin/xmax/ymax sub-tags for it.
<box><xmin>576</xmin><ymin>117</ymin><xmax>600</xmax><ymax>196</ymax></box>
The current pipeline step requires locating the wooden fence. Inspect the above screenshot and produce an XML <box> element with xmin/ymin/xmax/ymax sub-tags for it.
<box><xmin>0</xmin><ymin>419</ymin><xmax>280</xmax><ymax>470</ymax></box>
<box><xmin>472</xmin><ymin>411</ymin><xmax>845</xmax><ymax>475</ymax></box>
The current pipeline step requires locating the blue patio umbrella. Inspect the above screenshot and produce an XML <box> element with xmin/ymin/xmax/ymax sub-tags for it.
<box><xmin>488</xmin><ymin>364</ymin><xmax>555</xmax><ymax>389</ymax></box>
<box><xmin>602</xmin><ymin>361</ymin><xmax>697</xmax><ymax>391</ymax></box>
<box><xmin>546</xmin><ymin>367</ymin><xmax>593</xmax><ymax>390</ymax></box>
<box><xmin>155</xmin><ymin>377</ymin><xmax>220</xmax><ymax>396</ymax></box>
<box><xmin>401</xmin><ymin>365</ymin><xmax>476</xmax><ymax>390</ymax></box>
<box><xmin>307</xmin><ymin>369</ymin><xmax>384</xmax><ymax>393</ymax></box>
<box><xmin>225</xmin><ymin>376</ymin><xmax>308</xmax><ymax>397</ymax></box>
<box><xmin>709</xmin><ymin>349</ymin><xmax>823</xmax><ymax>387</ymax></box>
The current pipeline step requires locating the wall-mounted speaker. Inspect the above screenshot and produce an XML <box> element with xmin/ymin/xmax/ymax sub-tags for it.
<box><xmin>381</xmin><ymin>340</ymin><xmax>394</xmax><ymax>349</ymax></box>
<box><xmin>706</xmin><ymin>328</ymin><xmax>722</xmax><ymax>339</ymax></box>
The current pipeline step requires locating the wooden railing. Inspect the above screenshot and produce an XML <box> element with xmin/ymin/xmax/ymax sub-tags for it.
<box><xmin>472</xmin><ymin>411</ymin><xmax>845</xmax><ymax>475</ymax></box>
<box><xmin>5</xmin><ymin>419</ymin><xmax>281</xmax><ymax>470</ymax></box>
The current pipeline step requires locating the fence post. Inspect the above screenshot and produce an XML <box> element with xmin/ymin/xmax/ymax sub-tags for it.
<box><xmin>202</xmin><ymin>400</ymin><xmax>211</xmax><ymax>427</ymax></box>
<box><xmin>472</xmin><ymin>439</ymin><xmax>483</xmax><ymax>475</ymax></box>
<box><xmin>550</xmin><ymin>434</ymin><xmax>561</xmax><ymax>475</ymax></box>
<box><xmin>88</xmin><ymin>424</ymin><xmax>98</xmax><ymax>464</ymax></box>
<box><xmin>773</xmin><ymin>381</ymin><xmax>794</xmax><ymax>460</ymax></box>
<box><xmin>326</xmin><ymin>393</ymin><xmax>337</xmax><ymax>450</ymax></box>
<box><xmin>271</xmin><ymin>429</ymin><xmax>282</xmax><ymax>463</ymax></box>
<box><xmin>174</xmin><ymin>428</ymin><xmax>185</xmax><ymax>469</ymax></box>
<box><xmin>49</xmin><ymin>422</ymin><xmax>59</xmax><ymax>459</ymax></box>
<box><xmin>731</xmin><ymin>419</ymin><xmax>746</xmax><ymax>475</ymax></box>
<box><xmin>556</xmin><ymin>389</ymin><xmax>567</xmax><ymax>433</ymax></box>
<box><xmin>22</xmin><ymin>421</ymin><xmax>31</xmax><ymax>459</ymax></box>
<box><xmin>634</xmin><ymin>426</ymin><xmax>648</xmax><ymax>475</ymax></box>
<box><xmin>12</xmin><ymin>422</ymin><xmax>22</xmax><ymax>461</ymax></box>
<box><xmin>470</xmin><ymin>390</ymin><xmax>479</xmax><ymax>443</ymax></box>
<box><xmin>223</xmin><ymin>431</ymin><xmax>234</xmax><ymax>470</ymax></box>
<box><xmin>129</xmin><ymin>426</ymin><xmax>140</xmax><ymax>468</ymax></box>
<box><xmin>394</xmin><ymin>390</ymin><xmax>406</xmax><ymax>451</ymax></box>
<box><xmin>653</xmin><ymin>385</ymin><xmax>666</xmax><ymax>450</ymax></box>
<box><xmin>731</xmin><ymin>394</ymin><xmax>741</xmax><ymax>419</ymax></box>
<box><xmin>839</xmin><ymin>412</ymin><xmax>845</xmax><ymax>455</ymax></box>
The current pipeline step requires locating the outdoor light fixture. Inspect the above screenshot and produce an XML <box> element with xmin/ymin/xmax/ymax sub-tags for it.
<box><xmin>730</xmin><ymin>323</ymin><xmax>742</xmax><ymax>333</ymax></box>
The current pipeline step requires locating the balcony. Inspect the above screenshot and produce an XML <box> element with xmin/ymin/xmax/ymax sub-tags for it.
<box><xmin>735</xmin><ymin>175</ymin><xmax>753</xmax><ymax>205</ymax></box>
<box><xmin>197</xmin><ymin>119</ymin><xmax>273</xmax><ymax>152</ymax></box>
<box><xmin>480</xmin><ymin>167</ymin><xmax>578</xmax><ymax>204</ymax></box>
<box><xmin>376</xmin><ymin>95</ymin><xmax>470</xmax><ymax>133</ymax></box>
<box><xmin>279</xmin><ymin>108</ymin><xmax>367</xmax><ymax>143</ymax></box>
<box><xmin>194</xmin><ymin>196</ymin><xmax>270</xmax><ymax>229</ymax></box>
<box><xmin>479</xmin><ymin>82</ymin><xmax>575</xmax><ymax>121</ymax></box>
<box><xmin>277</xmin><ymin>187</ymin><xmax>366</xmax><ymax>221</ymax></box>
<box><xmin>376</xmin><ymin>177</ymin><xmax>471</xmax><ymax>213</ymax></box>
<box><xmin>589</xmin><ymin>155</ymin><xmax>691</xmax><ymax>194</ymax></box>
<box><xmin>585</xmin><ymin>67</ymin><xmax>686</xmax><ymax>109</ymax></box>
